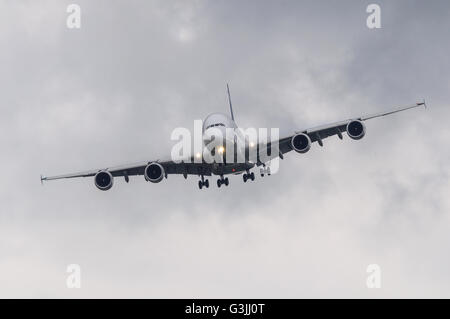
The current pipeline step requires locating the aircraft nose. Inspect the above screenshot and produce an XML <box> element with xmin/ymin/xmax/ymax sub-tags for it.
<box><xmin>203</xmin><ymin>127</ymin><xmax>234</xmax><ymax>153</ymax></box>
<box><xmin>203</xmin><ymin>126</ymin><xmax>227</xmax><ymax>141</ymax></box>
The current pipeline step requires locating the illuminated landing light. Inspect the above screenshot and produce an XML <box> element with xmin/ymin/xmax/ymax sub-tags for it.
<box><xmin>218</xmin><ymin>146</ymin><xmax>225</xmax><ymax>154</ymax></box>
<box><xmin>195</xmin><ymin>152</ymin><xmax>202</xmax><ymax>159</ymax></box>
<box><xmin>249</xmin><ymin>142</ymin><xmax>255</xmax><ymax>148</ymax></box>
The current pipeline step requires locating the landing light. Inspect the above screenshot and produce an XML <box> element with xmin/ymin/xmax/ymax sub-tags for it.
<box><xmin>249</xmin><ymin>142</ymin><xmax>255</xmax><ymax>148</ymax></box>
<box><xmin>195</xmin><ymin>152</ymin><xmax>201</xmax><ymax>159</ymax></box>
<box><xmin>218</xmin><ymin>146</ymin><xmax>225</xmax><ymax>154</ymax></box>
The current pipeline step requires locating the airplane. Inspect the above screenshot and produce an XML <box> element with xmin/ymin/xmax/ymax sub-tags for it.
<box><xmin>41</xmin><ymin>85</ymin><xmax>426</xmax><ymax>190</ymax></box>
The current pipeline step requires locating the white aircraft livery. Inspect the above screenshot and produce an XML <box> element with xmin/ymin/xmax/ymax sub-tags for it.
<box><xmin>41</xmin><ymin>86</ymin><xmax>426</xmax><ymax>190</ymax></box>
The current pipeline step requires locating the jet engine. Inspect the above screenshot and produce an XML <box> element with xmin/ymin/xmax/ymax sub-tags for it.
<box><xmin>144</xmin><ymin>162</ymin><xmax>165</xmax><ymax>183</ymax></box>
<box><xmin>94</xmin><ymin>170</ymin><xmax>113</xmax><ymax>191</ymax></box>
<box><xmin>346</xmin><ymin>120</ymin><xmax>366</xmax><ymax>140</ymax></box>
<box><xmin>291</xmin><ymin>133</ymin><xmax>311</xmax><ymax>153</ymax></box>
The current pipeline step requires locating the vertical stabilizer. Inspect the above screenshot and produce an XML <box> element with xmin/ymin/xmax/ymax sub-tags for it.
<box><xmin>227</xmin><ymin>83</ymin><xmax>235</xmax><ymax>121</ymax></box>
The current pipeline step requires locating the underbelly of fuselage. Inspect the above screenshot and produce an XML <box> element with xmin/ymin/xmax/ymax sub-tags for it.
<box><xmin>211</xmin><ymin>162</ymin><xmax>254</xmax><ymax>176</ymax></box>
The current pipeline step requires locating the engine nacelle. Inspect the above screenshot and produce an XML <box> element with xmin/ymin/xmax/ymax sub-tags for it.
<box><xmin>291</xmin><ymin>133</ymin><xmax>311</xmax><ymax>153</ymax></box>
<box><xmin>94</xmin><ymin>170</ymin><xmax>113</xmax><ymax>191</ymax></box>
<box><xmin>346</xmin><ymin>120</ymin><xmax>366</xmax><ymax>140</ymax></box>
<box><xmin>144</xmin><ymin>162</ymin><xmax>165</xmax><ymax>183</ymax></box>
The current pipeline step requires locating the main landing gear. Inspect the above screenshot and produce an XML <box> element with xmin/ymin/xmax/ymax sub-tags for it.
<box><xmin>243</xmin><ymin>171</ymin><xmax>255</xmax><ymax>183</ymax></box>
<box><xmin>198</xmin><ymin>175</ymin><xmax>209</xmax><ymax>189</ymax></box>
<box><xmin>217</xmin><ymin>176</ymin><xmax>229</xmax><ymax>188</ymax></box>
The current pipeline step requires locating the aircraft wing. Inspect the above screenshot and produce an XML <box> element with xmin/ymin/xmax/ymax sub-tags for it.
<box><xmin>41</xmin><ymin>157</ymin><xmax>214</xmax><ymax>183</ymax></box>
<box><xmin>256</xmin><ymin>101</ymin><xmax>426</xmax><ymax>165</ymax></box>
<box><xmin>42</xmin><ymin>101</ymin><xmax>426</xmax><ymax>183</ymax></box>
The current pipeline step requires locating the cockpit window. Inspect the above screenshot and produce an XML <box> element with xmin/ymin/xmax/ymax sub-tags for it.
<box><xmin>206</xmin><ymin>123</ymin><xmax>225</xmax><ymax>129</ymax></box>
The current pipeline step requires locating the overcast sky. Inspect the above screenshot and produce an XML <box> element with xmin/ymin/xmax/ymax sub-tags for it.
<box><xmin>1</xmin><ymin>0</ymin><xmax>449</xmax><ymax>298</ymax></box>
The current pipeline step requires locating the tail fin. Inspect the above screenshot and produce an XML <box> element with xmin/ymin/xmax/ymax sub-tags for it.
<box><xmin>227</xmin><ymin>83</ymin><xmax>235</xmax><ymax>121</ymax></box>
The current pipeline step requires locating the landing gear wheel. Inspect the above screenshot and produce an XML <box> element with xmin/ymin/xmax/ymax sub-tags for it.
<box><xmin>260</xmin><ymin>167</ymin><xmax>270</xmax><ymax>176</ymax></box>
<box><xmin>243</xmin><ymin>174</ymin><xmax>247</xmax><ymax>183</ymax></box>
<box><xmin>217</xmin><ymin>179</ymin><xmax>222</xmax><ymax>188</ymax></box>
<box><xmin>198</xmin><ymin>180</ymin><xmax>203</xmax><ymax>189</ymax></box>
<box><xmin>224</xmin><ymin>177</ymin><xmax>229</xmax><ymax>186</ymax></box>
<box><xmin>205</xmin><ymin>179</ymin><xmax>209</xmax><ymax>188</ymax></box>
<box><xmin>250</xmin><ymin>172</ymin><xmax>255</xmax><ymax>181</ymax></box>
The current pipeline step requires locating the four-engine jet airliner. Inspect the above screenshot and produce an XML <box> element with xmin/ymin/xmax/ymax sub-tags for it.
<box><xmin>41</xmin><ymin>85</ymin><xmax>426</xmax><ymax>190</ymax></box>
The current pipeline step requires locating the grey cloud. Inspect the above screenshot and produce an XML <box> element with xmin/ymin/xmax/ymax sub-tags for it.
<box><xmin>0</xmin><ymin>0</ymin><xmax>449</xmax><ymax>297</ymax></box>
